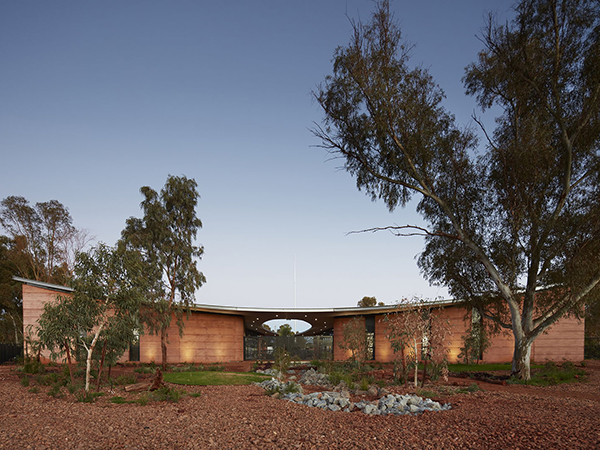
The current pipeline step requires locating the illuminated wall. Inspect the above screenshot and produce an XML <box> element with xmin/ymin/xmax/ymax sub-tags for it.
<box><xmin>139</xmin><ymin>312</ymin><xmax>244</xmax><ymax>364</ymax></box>
<box><xmin>333</xmin><ymin>306</ymin><xmax>584</xmax><ymax>364</ymax></box>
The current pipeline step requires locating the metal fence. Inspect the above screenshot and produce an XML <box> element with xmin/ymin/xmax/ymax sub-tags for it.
<box><xmin>0</xmin><ymin>343</ymin><xmax>23</xmax><ymax>364</ymax></box>
<box><xmin>244</xmin><ymin>335</ymin><xmax>333</xmax><ymax>361</ymax></box>
<box><xmin>585</xmin><ymin>337</ymin><xmax>600</xmax><ymax>360</ymax></box>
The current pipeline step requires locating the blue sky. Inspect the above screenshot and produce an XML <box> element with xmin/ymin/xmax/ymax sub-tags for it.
<box><xmin>1</xmin><ymin>1</ymin><xmax>514</xmax><ymax>316</ymax></box>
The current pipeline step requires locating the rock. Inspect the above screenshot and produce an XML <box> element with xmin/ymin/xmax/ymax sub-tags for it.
<box><xmin>367</xmin><ymin>385</ymin><xmax>379</xmax><ymax>397</ymax></box>
<box><xmin>259</xmin><ymin>381</ymin><xmax>451</xmax><ymax>417</ymax></box>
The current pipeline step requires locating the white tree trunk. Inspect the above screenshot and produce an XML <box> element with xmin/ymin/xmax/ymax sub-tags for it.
<box><xmin>84</xmin><ymin>322</ymin><xmax>104</xmax><ymax>392</ymax></box>
<box><xmin>512</xmin><ymin>337</ymin><xmax>532</xmax><ymax>380</ymax></box>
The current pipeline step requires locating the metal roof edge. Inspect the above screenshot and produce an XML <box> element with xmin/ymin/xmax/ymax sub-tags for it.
<box><xmin>12</xmin><ymin>276</ymin><xmax>74</xmax><ymax>293</ymax></box>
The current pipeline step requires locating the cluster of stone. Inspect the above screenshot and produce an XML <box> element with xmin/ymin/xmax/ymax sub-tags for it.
<box><xmin>255</xmin><ymin>368</ymin><xmax>281</xmax><ymax>377</ymax></box>
<box><xmin>255</xmin><ymin>377</ymin><xmax>303</xmax><ymax>394</ymax></box>
<box><xmin>297</xmin><ymin>368</ymin><xmax>331</xmax><ymax>386</ymax></box>
<box><xmin>254</xmin><ymin>378</ymin><xmax>451</xmax><ymax>416</ymax></box>
<box><xmin>283</xmin><ymin>391</ymin><xmax>450</xmax><ymax>416</ymax></box>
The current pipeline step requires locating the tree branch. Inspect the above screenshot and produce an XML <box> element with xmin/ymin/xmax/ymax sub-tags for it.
<box><xmin>347</xmin><ymin>224</ymin><xmax>460</xmax><ymax>240</ymax></box>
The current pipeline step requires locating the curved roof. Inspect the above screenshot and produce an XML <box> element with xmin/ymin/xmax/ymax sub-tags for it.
<box><xmin>14</xmin><ymin>276</ymin><xmax>459</xmax><ymax>336</ymax></box>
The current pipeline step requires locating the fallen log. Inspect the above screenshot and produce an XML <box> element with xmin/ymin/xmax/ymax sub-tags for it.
<box><xmin>124</xmin><ymin>368</ymin><xmax>165</xmax><ymax>392</ymax></box>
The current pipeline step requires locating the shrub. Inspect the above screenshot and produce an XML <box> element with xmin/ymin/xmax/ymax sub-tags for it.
<box><xmin>28</xmin><ymin>387</ymin><xmax>39</xmax><ymax>394</ymax></box>
<box><xmin>134</xmin><ymin>366</ymin><xmax>155</xmax><ymax>374</ymax></box>
<box><xmin>509</xmin><ymin>361</ymin><xmax>585</xmax><ymax>386</ymax></box>
<box><xmin>110</xmin><ymin>396</ymin><xmax>131</xmax><ymax>404</ymax></box>
<box><xmin>137</xmin><ymin>393</ymin><xmax>149</xmax><ymax>406</ymax></box>
<box><xmin>75</xmin><ymin>391</ymin><xmax>104</xmax><ymax>403</ymax></box>
<box><xmin>359</xmin><ymin>377</ymin><xmax>370</xmax><ymax>391</ymax></box>
<box><xmin>427</xmin><ymin>360</ymin><xmax>449</xmax><ymax>382</ymax></box>
<box><xmin>47</xmin><ymin>384</ymin><xmax>62</xmax><ymax>398</ymax></box>
<box><xmin>151</xmin><ymin>386</ymin><xmax>182</xmax><ymax>403</ymax></box>
<box><xmin>273</xmin><ymin>348</ymin><xmax>292</xmax><ymax>379</ymax></box>
<box><xmin>264</xmin><ymin>381</ymin><xmax>301</xmax><ymax>396</ymax></box>
<box><xmin>115</xmin><ymin>374</ymin><xmax>137</xmax><ymax>386</ymax></box>
<box><xmin>20</xmin><ymin>376</ymin><xmax>30</xmax><ymax>387</ymax></box>
<box><xmin>467</xmin><ymin>383</ymin><xmax>481</xmax><ymax>393</ymax></box>
<box><xmin>21</xmin><ymin>360</ymin><xmax>45</xmax><ymax>375</ymax></box>
<box><xmin>416</xmin><ymin>389</ymin><xmax>437</xmax><ymax>399</ymax></box>
<box><xmin>171</xmin><ymin>364</ymin><xmax>203</xmax><ymax>373</ymax></box>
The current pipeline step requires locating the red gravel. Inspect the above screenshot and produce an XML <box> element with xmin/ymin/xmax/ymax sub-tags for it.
<box><xmin>1</xmin><ymin>362</ymin><xmax>599</xmax><ymax>449</ymax></box>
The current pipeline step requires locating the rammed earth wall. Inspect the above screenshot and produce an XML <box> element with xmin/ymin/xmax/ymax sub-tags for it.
<box><xmin>20</xmin><ymin>281</ymin><xmax>584</xmax><ymax>365</ymax></box>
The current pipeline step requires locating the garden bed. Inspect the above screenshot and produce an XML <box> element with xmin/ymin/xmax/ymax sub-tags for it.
<box><xmin>1</xmin><ymin>361</ymin><xmax>599</xmax><ymax>449</ymax></box>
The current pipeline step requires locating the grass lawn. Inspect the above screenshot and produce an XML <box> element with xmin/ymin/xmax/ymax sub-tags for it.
<box><xmin>163</xmin><ymin>371</ymin><xmax>272</xmax><ymax>386</ymax></box>
<box><xmin>448</xmin><ymin>363</ymin><xmax>513</xmax><ymax>372</ymax></box>
<box><xmin>447</xmin><ymin>363</ymin><xmax>544</xmax><ymax>373</ymax></box>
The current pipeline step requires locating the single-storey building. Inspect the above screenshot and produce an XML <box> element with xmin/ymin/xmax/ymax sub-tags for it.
<box><xmin>17</xmin><ymin>277</ymin><xmax>585</xmax><ymax>365</ymax></box>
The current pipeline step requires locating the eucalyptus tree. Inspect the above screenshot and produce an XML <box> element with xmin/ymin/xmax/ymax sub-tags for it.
<box><xmin>120</xmin><ymin>175</ymin><xmax>206</xmax><ymax>370</ymax></box>
<box><xmin>0</xmin><ymin>236</ymin><xmax>22</xmax><ymax>344</ymax></box>
<box><xmin>313</xmin><ymin>0</ymin><xmax>600</xmax><ymax>379</ymax></box>
<box><xmin>38</xmin><ymin>243</ymin><xmax>146</xmax><ymax>391</ymax></box>
<box><xmin>0</xmin><ymin>196</ymin><xmax>91</xmax><ymax>284</ymax></box>
<box><xmin>277</xmin><ymin>323</ymin><xmax>294</xmax><ymax>336</ymax></box>
<box><xmin>357</xmin><ymin>296</ymin><xmax>378</xmax><ymax>307</ymax></box>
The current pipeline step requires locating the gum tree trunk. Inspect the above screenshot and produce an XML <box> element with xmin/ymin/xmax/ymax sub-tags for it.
<box><xmin>512</xmin><ymin>338</ymin><xmax>532</xmax><ymax>380</ymax></box>
<box><xmin>161</xmin><ymin>328</ymin><xmax>168</xmax><ymax>371</ymax></box>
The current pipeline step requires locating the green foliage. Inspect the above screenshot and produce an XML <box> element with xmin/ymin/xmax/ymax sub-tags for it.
<box><xmin>120</xmin><ymin>175</ymin><xmax>206</xmax><ymax>369</ymax></box>
<box><xmin>205</xmin><ymin>364</ymin><xmax>224</xmax><ymax>372</ymax></box>
<box><xmin>466</xmin><ymin>383</ymin><xmax>481</xmax><ymax>393</ymax></box>
<box><xmin>338</xmin><ymin>317</ymin><xmax>367</xmax><ymax>368</ymax></box>
<box><xmin>28</xmin><ymin>386</ymin><xmax>39</xmax><ymax>394</ymax></box>
<box><xmin>136</xmin><ymin>393</ymin><xmax>149</xmax><ymax>406</ymax></box>
<box><xmin>416</xmin><ymin>389</ymin><xmax>437</xmax><ymax>399</ymax></box>
<box><xmin>273</xmin><ymin>348</ymin><xmax>292</xmax><ymax>379</ymax></box>
<box><xmin>47</xmin><ymin>384</ymin><xmax>62</xmax><ymax>398</ymax></box>
<box><xmin>314</xmin><ymin>0</ymin><xmax>600</xmax><ymax>381</ymax></box>
<box><xmin>170</xmin><ymin>364</ymin><xmax>199</xmax><ymax>372</ymax></box>
<box><xmin>358</xmin><ymin>377</ymin><xmax>370</xmax><ymax>391</ymax></box>
<box><xmin>135</xmin><ymin>365</ymin><xmax>156</xmax><ymax>374</ymax></box>
<box><xmin>163</xmin><ymin>371</ymin><xmax>270</xmax><ymax>386</ymax></box>
<box><xmin>75</xmin><ymin>390</ymin><xmax>104</xmax><ymax>403</ymax></box>
<box><xmin>115</xmin><ymin>374</ymin><xmax>137</xmax><ymax>386</ymax></box>
<box><xmin>426</xmin><ymin>360</ymin><xmax>449</xmax><ymax>382</ymax></box>
<box><xmin>151</xmin><ymin>386</ymin><xmax>182</xmax><ymax>403</ymax></box>
<box><xmin>459</xmin><ymin>312</ymin><xmax>491</xmax><ymax>364</ymax></box>
<box><xmin>20</xmin><ymin>375</ymin><xmax>29</xmax><ymax>387</ymax></box>
<box><xmin>448</xmin><ymin>363</ymin><xmax>512</xmax><ymax>373</ymax></box>
<box><xmin>0</xmin><ymin>236</ymin><xmax>23</xmax><ymax>345</ymax></box>
<box><xmin>277</xmin><ymin>323</ymin><xmax>294</xmax><ymax>336</ymax></box>
<box><xmin>189</xmin><ymin>392</ymin><xmax>202</xmax><ymax>398</ymax></box>
<box><xmin>328</xmin><ymin>369</ymin><xmax>355</xmax><ymax>388</ymax></box>
<box><xmin>357</xmin><ymin>296</ymin><xmax>377</xmax><ymax>308</ymax></box>
<box><xmin>38</xmin><ymin>243</ymin><xmax>146</xmax><ymax>392</ymax></box>
<box><xmin>20</xmin><ymin>359</ymin><xmax>45</xmax><ymax>374</ymax></box>
<box><xmin>0</xmin><ymin>196</ymin><xmax>88</xmax><ymax>285</ymax></box>
<box><xmin>509</xmin><ymin>361</ymin><xmax>586</xmax><ymax>386</ymax></box>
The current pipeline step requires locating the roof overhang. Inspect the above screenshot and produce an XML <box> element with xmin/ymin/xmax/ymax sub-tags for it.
<box><xmin>190</xmin><ymin>298</ymin><xmax>462</xmax><ymax>336</ymax></box>
<box><xmin>13</xmin><ymin>276</ymin><xmax>462</xmax><ymax>336</ymax></box>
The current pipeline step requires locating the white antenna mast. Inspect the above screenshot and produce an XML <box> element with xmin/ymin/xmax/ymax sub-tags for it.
<box><xmin>293</xmin><ymin>254</ymin><xmax>297</xmax><ymax>334</ymax></box>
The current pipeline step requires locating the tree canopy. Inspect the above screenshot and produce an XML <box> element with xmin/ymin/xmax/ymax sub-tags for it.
<box><xmin>120</xmin><ymin>175</ymin><xmax>206</xmax><ymax>369</ymax></box>
<box><xmin>0</xmin><ymin>196</ymin><xmax>90</xmax><ymax>344</ymax></box>
<box><xmin>314</xmin><ymin>0</ymin><xmax>600</xmax><ymax>379</ymax></box>
<box><xmin>38</xmin><ymin>243</ymin><xmax>146</xmax><ymax>391</ymax></box>
<box><xmin>0</xmin><ymin>196</ymin><xmax>91</xmax><ymax>284</ymax></box>
<box><xmin>277</xmin><ymin>323</ymin><xmax>294</xmax><ymax>336</ymax></box>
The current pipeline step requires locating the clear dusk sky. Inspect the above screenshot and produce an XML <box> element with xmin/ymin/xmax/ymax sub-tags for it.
<box><xmin>1</xmin><ymin>1</ymin><xmax>515</xmax><ymax>315</ymax></box>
